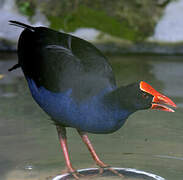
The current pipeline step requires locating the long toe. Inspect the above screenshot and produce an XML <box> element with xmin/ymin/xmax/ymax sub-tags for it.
<box><xmin>98</xmin><ymin>166</ymin><xmax>125</xmax><ymax>179</ymax></box>
<box><xmin>70</xmin><ymin>171</ymin><xmax>80</xmax><ymax>180</ymax></box>
<box><xmin>108</xmin><ymin>167</ymin><xmax>124</xmax><ymax>178</ymax></box>
<box><xmin>68</xmin><ymin>168</ymin><xmax>86</xmax><ymax>179</ymax></box>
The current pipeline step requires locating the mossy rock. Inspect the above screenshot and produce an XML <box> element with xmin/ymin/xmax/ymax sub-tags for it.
<box><xmin>16</xmin><ymin>0</ymin><xmax>36</xmax><ymax>17</ymax></box>
<box><xmin>15</xmin><ymin>0</ymin><xmax>172</xmax><ymax>42</ymax></box>
<box><xmin>47</xmin><ymin>6</ymin><xmax>142</xmax><ymax>42</ymax></box>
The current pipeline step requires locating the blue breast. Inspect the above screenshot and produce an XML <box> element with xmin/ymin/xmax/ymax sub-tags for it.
<box><xmin>27</xmin><ymin>78</ymin><xmax>132</xmax><ymax>134</ymax></box>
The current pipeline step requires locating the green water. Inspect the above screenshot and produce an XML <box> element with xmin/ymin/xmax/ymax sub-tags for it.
<box><xmin>0</xmin><ymin>53</ymin><xmax>182</xmax><ymax>180</ymax></box>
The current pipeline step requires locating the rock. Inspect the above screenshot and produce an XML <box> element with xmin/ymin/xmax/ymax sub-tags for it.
<box><xmin>0</xmin><ymin>39</ymin><xmax>16</xmax><ymax>52</ymax></box>
<box><xmin>151</xmin><ymin>0</ymin><xmax>183</xmax><ymax>43</ymax></box>
<box><xmin>1</xmin><ymin>0</ymin><xmax>183</xmax><ymax>55</ymax></box>
<box><xmin>0</xmin><ymin>0</ymin><xmax>49</xmax><ymax>51</ymax></box>
<box><xmin>96</xmin><ymin>42</ymin><xmax>183</xmax><ymax>55</ymax></box>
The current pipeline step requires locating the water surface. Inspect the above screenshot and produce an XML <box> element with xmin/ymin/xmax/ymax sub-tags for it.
<box><xmin>0</xmin><ymin>53</ymin><xmax>182</xmax><ymax>180</ymax></box>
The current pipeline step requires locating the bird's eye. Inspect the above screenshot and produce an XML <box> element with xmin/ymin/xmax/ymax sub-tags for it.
<box><xmin>142</xmin><ymin>92</ymin><xmax>149</xmax><ymax>99</ymax></box>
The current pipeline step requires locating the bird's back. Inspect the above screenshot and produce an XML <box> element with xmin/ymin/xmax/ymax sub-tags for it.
<box><xmin>17</xmin><ymin>26</ymin><xmax>116</xmax><ymax>101</ymax></box>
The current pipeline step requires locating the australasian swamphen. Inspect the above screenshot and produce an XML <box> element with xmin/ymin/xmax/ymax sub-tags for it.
<box><xmin>9</xmin><ymin>21</ymin><xmax>176</xmax><ymax>179</ymax></box>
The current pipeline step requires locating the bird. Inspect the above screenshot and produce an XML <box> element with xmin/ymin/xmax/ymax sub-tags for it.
<box><xmin>9</xmin><ymin>21</ymin><xmax>176</xmax><ymax>179</ymax></box>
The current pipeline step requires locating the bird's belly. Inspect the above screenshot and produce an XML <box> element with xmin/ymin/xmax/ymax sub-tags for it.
<box><xmin>27</xmin><ymin>78</ymin><xmax>129</xmax><ymax>134</ymax></box>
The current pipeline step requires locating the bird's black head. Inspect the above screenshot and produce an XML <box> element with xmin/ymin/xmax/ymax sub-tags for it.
<box><xmin>105</xmin><ymin>81</ymin><xmax>176</xmax><ymax>113</ymax></box>
<box><xmin>116</xmin><ymin>81</ymin><xmax>153</xmax><ymax>112</ymax></box>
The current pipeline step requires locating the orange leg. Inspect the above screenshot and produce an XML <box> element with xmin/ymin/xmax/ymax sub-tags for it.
<box><xmin>77</xmin><ymin>130</ymin><xmax>124</xmax><ymax>178</ymax></box>
<box><xmin>56</xmin><ymin>126</ymin><xmax>80</xmax><ymax>179</ymax></box>
<box><xmin>77</xmin><ymin>130</ymin><xmax>109</xmax><ymax>168</ymax></box>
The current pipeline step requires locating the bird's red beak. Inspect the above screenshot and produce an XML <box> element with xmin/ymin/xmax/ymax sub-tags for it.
<box><xmin>140</xmin><ymin>81</ymin><xmax>176</xmax><ymax>112</ymax></box>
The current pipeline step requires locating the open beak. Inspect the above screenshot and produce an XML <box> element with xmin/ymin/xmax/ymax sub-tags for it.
<box><xmin>140</xmin><ymin>81</ymin><xmax>176</xmax><ymax>112</ymax></box>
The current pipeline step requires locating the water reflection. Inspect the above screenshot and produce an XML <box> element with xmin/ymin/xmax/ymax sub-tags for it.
<box><xmin>0</xmin><ymin>53</ymin><xmax>182</xmax><ymax>180</ymax></box>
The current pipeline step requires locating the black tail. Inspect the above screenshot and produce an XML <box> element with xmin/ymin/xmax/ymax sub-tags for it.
<box><xmin>9</xmin><ymin>20</ymin><xmax>35</xmax><ymax>71</ymax></box>
<box><xmin>9</xmin><ymin>20</ymin><xmax>35</xmax><ymax>31</ymax></box>
<box><xmin>8</xmin><ymin>63</ymin><xmax>21</xmax><ymax>71</ymax></box>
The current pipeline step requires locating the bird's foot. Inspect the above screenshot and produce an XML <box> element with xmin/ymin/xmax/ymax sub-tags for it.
<box><xmin>67</xmin><ymin>166</ymin><xmax>124</xmax><ymax>179</ymax></box>
<box><xmin>70</xmin><ymin>170</ymin><xmax>100</xmax><ymax>179</ymax></box>
<box><xmin>70</xmin><ymin>171</ymin><xmax>81</xmax><ymax>179</ymax></box>
<box><xmin>67</xmin><ymin>167</ymin><xmax>84</xmax><ymax>179</ymax></box>
<box><xmin>98</xmin><ymin>165</ymin><xmax>124</xmax><ymax>178</ymax></box>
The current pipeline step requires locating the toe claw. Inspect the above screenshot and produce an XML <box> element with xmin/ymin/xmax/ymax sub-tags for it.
<box><xmin>70</xmin><ymin>171</ymin><xmax>80</xmax><ymax>179</ymax></box>
<box><xmin>108</xmin><ymin>167</ymin><xmax>124</xmax><ymax>178</ymax></box>
<box><xmin>98</xmin><ymin>166</ymin><xmax>124</xmax><ymax>178</ymax></box>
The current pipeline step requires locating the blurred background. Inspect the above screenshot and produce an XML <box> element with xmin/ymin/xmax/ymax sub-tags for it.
<box><xmin>0</xmin><ymin>0</ymin><xmax>182</xmax><ymax>180</ymax></box>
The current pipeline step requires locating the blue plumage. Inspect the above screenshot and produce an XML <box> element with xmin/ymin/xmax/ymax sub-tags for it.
<box><xmin>27</xmin><ymin>77</ymin><xmax>131</xmax><ymax>133</ymax></box>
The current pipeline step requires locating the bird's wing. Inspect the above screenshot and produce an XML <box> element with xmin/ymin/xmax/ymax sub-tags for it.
<box><xmin>17</xmin><ymin>27</ymin><xmax>116</xmax><ymax>101</ymax></box>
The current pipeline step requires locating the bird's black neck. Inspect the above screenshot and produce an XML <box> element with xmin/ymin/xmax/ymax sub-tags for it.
<box><xmin>103</xmin><ymin>85</ymin><xmax>137</xmax><ymax>114</ymax></box>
